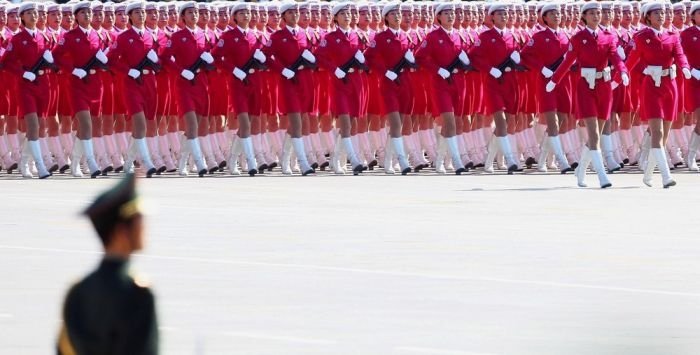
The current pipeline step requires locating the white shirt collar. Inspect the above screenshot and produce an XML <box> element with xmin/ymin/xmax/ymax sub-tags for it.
<box><xmin>238</xmin><ymin>26</ymin><xmax>248</xmax><ymax>34</ymax></box>
<box><xmin>494</xmin><ymin>26</ymin><xmax>507</xmax><ymax>36</ymax></box>
<box><xmin>186</xmin><ymin>26</ymin><xmax>198</xmax><ymax>35</ymax></box>
<box><xmin>548</xmin><ymin>27</ymin><xmax>559</xmax><ymax>35</ymax></box>
<box><xmin>651</xmin><ymin>27</ymin><xmax>664</xmax><ymax>36</ymax></box>
<box><xmin>441</xmin><ymin>26</ymin><xmax>453</xmax><ymax>36</ymax></box>
<box><xmin>586</xmin><ymin>26</ymin><xmax>598</xmax><ymax>36</ymax></box>
<box><xmin>133</xmin><ymin>26</ymin><xmax>145</xmax><ymax>36</ymax></box>
<box><xmin>25</xmin><ymin>28</ymin><xmax>36</xmax><ymax>37</ymax></box>
<box><xmin>79</xmin><ymin>25</ymin><xmax>91</xmax><ymax>36</ymax></box>
<box><xmin>389</xmin><ymin>27</ymin><xmax>400</xmax><ymax>36</ymax></box>
<box><xmin>339</xmin><ymin>27</ymin><xmax>351</xmax><ymax>36</ymax></box>
<box><xmin>287</xmin><ymin>25</ymin><xmax>299</xmax><ymax>34</ymax></box>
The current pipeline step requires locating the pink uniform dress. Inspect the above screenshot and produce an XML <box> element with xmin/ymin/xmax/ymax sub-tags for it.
<box><xmin>107</xmin><ymin>27</ymin><xmax>159</xmax><ymax>120</ymax></box>
<box><xmin>626</xmin><ymin>27</ymin><xmax>689</xmax><ymax>121</ymax></box>
<box><xmin>415</xmin><ymin>26</ymin><xmax>467</xmax><ymax>117</ymax></box>
<box><xmin>160</xmin><ymin>27</ymin><xmax>211</xmax><ymax>117</ymax></box>
<box><xmin>551</xmin><ymin>27</ymin><xmax>627</xmax><ymax>120</ymax></box>
<box><xmin>469</xmin><ymin>27</ymin><xmax>521</xmax><ymax>116</ymax></box>
<box><xmin>52</xmin><ymin>26</ymin><xmax>105</xmax><ymax>116</ymax></box>
<box><xmin>0</xmin><ymin>27</ymin><xmax>51</xmax><ymax>117</ymax></box>
<box><xmin>521</xmin><ymin>27</ymin><xmax>572</xmax><ymax>114</ymax></box>
<box><xmin>316</xmin><ymin>28</ymin><xmax>366</xmax><ymax>118</ymax></box>
<box><xmin>364</xmin><ymin>28</ymin><xmax>414</xmax><ymax>116</ymax></box>
<box><xmin>263</xmin><ymin>26</ymin><xmax>315</xmax><ymax>115</ymax></box>
<box><xmin>680</xmin><ymin>26</ymin><xmax>700</xmax><ymax>112</ymax></box>
<box><xmin>212</xmin><ymin>26</ymin><xmax>265</xmax><ymax>116</ymax></box>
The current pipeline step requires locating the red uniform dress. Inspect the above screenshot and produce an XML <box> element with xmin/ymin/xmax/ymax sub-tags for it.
<box><xmin>680</xmin><ymin>26</ymin><xmax>700</xmax><ymax>112</ymax></box>
<box><xmin>107</xmin><ymin>27</ymin><xmax>159</xmax><ymax>120</ymax></box>
<box><xmin>160</xmin><ymin>27</ymin><xmax>211</xmax><ymax>117</ymax></box>
<box><xmin>315</xmin><ymin>28</ymin><xmax>366</xmax><ymax>118</ymax></box>
<box><xmin>212</xmin><ymin>26</ymin><xmax>265</xmax><ymax>116</ymax></box>
<box><xmin>95</xmin><ymin>27</ymin><xmax>115</xmax><ymax>116</ymax></box>
<box><xmin>407</xmin><ymin>28</ymin><xmax>427</xmax><ymax>116</ymax></box>
<box><xmin>415</xmin><ymin>26</ymin><xmax>467</xmax><ymax>117</ymax></box>
<box><xmin>204</xmin><ymin>27</ymin><xmax>227</xmax><ymax>117</ymax></box>
<box><xmin>469</xmin><ymin>27</ymin><xmax>520</xmax><ymax>116</ymax></box>
<box><xmin>364</xmin><ymin>28</ymin><xmax>414</xmax><ymax>116</ymax></box>
<box><xmin>149</xmin><ymin>27</ymin><xmax>170</xmax><ymax>118</ymax></box>
<box><xmin>521</xmin><ymin>27</ymin><xmax>572</xmax><ymax>114</ymax></box>
<box><xmin>263</xmin><ymin>26</ymin><xmax>315</xmax><ymax>115</ymax></box>
<box><xmin>626</xmin><ymin>27</ymin><xmax>689</xmax><ymax>121</ymax></box>
<box><xmin>43</xmin><ymin>28</ymin><xmax>60</xmax><ymax>119</ymax></box>
<box><xmin>0</xmin><ymin>28</ymin><xmax>18</xmax><ymax>117</ymax></box>
<box><xmin>551</xmin><ymin>27</ymin><xmax>627</xmax><ymax>120</ymax></box>
<box><xmin>0</xmin><ymin>28</ymin><xmax>51</xmax><ymax>117</ymax></box>
<box><xmin>52</xmin><ymin>26</ymin><xmax>105</xmax><ymax>116</ymax></box>
<box><xmin>611</xmin><ymin>26</ymin><xmax>633</xmax><ymax>113</ymax></box>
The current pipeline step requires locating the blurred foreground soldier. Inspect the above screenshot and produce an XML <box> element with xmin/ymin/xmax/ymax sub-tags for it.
<box><xmin>57</xmin><ymin>174</ymin><xmax>158</xmax><ymax>355</ymax></box>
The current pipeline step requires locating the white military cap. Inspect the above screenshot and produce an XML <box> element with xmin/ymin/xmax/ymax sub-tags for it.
<box><xmin>178</xmin><ymin>1</ymin><xmax>196</xmax><ymax>16</ymax></box>
<box><xmin>540</xmin><ymin>3</ymin><xmax>559</xmax><ymax>15</ymax></box>
<box><xmin>436</xmin><ymin>2</ymin><xmax>456</xmax><ymax>14</ymax></box>
<box><xmin>232</xmin><ymin>3</ymin><xmax>251</xmax><ymax>14</ymax></box>
<box><xmin>72</xmin><ymin>1</ymin><xmax>90</xmax><ymax>14</ymax></box>
<box><xmin>126</xmin><ymin>2</ymin><xmax>145</xmax><ymax>13</ymax></box>
<box><xmin>488</xmin><ymin>3</ymin><xmax>508</xmax><ymax>15</ymax></box>
<box><xmin>581</xmin><ymin>2</ymin><xmax>602</xmax><ymax>14</ymax></box>
<box><xmin>642</xmin><ymin>2</ymin><xmax>664</xmax><ymax>17</ymax></box>
<box><xmin>279</xmin><ymin>2</ymin><xmax>298</xmax><ymax>14</ymax></box>
<box><xmin>692</xmin><ymin>2</ymin><xmax>700</xmax><ymax>15</ymax></box>
<box><xmin>332</xmin><ymin>2</ymin><xmax>350</xmax><ymax>17</ymax></box>
<box><xmin>18</xmin><ymin>2</ymin><xmax>37</xmax><ymax>14</ymax></box>
<box><xmin>382</xmin><ymin>1</ymin><xmax>400</xmax><ymax>17</ymax></box>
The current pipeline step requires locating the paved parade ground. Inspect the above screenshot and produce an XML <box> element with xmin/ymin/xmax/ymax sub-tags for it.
<box><xmin>2</xmin><ymin>170</ymin><xmax>700</xmax><ymax>355</ymax></box>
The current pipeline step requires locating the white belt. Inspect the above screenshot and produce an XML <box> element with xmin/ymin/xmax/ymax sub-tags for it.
<box><xmin>580</xmin><ymin>67</ymin><xmax>611</xmax><ymax>89</ymax></box>
<box><xmin>644</xmin><ymin>64</ymin><xmax>676</xmax><ymax>87</ymax></box>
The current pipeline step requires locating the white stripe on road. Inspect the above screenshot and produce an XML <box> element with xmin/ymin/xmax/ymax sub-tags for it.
<box><xmin>2</xmin><ymin>244</ymin><xmax>699</xmax><ymax>298</ymax></box>
<box><xmin>396</xmin><ymin>347</ymin><xmax>498</xmax><ymax>355</ymax></box>
<box><xmin>221</xmin><ymin>331</ymin><xmax>336</xmax><ymax>345</ymax></box>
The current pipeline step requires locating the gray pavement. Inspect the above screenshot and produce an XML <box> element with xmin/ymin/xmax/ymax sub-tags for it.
<box><xmin>1</xmin><ymin>169</ymin><xmax>700</xmax><ymax>355</ymax></box>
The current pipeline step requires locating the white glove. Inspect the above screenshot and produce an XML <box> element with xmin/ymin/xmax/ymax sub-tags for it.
<box><xmin>233</xmin><ymin>67</ymin><xmax>247</xmax><ymax>81</ymax></box>
<box><xmin>458</xmin><ymin>50</ymin><xmax>470</xmax><ymax>65</ymax></box>
<box><xmin>147</xmin><ymin>49</ymin><xmax>159</xmax><ymax>63</ymax></box>
<box><xmin>282</xmin><ymin>68</ymin><xmax>295</xmax><ymax>80</ymax></box>
<box><xmin>42</xmin><ymin>50</ymin><xmax>54</xmax><ymax>63</ymax></box>
<box><xmin>102</xmin><ymin>46</ymin><xmax>110</xmax><ymax>56</ymax></box>
<box><xmin>128</xmin><ymin>68</ymin><xmax>141</xmax><ymax>79</ymax></box>
<box><xmin>682</xmin><ymin>67</ymin><xmax>692</xmax><ymax>80</ymax></box>
<box><xmin>616</xmin><ymin>46</ymin><xmax>626</xmax><ymax>60</ymax></box>
<box><xmin>510</xmin><ymin>51</ymin><xmax>521</xmax><ymax>64</ymax></box>
<box><xmin>691</xmin><ymin>68</ymin><xmax>700</xmax><ymax>80</ymax></box>
<box><xmin>95</xmin><ymin>49</ymin><xmax>108</xmax><ymax>64</ymax></box>
<box><xmin>354</xmin><ymin>50</ymin><xmax>365</xmax><ymax>64</ymax></box>
<box><xmin>621</xmin><ymin>72</ymin><xmax>629</xmax><ymax>86</ymax></box>
<box><xmin>437</xmin><ymin>67</ymin><xmax>451</xmax><ymax>79</ymax></box>
<box><xmin>72</xmin><ymin>68</ymin><xmax>87</xmax><ymax>79</ymax></box>
<box><xmin>334</xmin><ymin>67</ymin><xmax>346</xmax><ymax>79</ymax></box>
<box><xmin>489</xmin><ymin>67</ymin><xmax>502</xmax><ymax>79</ymax></box>
<box><xmin>301</xmin><ymin>49</ymin><xmax>316</xmax><ymax>63</ymax></box>
<box><xmin>253</xmin><ymin>49</ymin><xmax>266</xmax><ymax>63</ymax></box>
<box><xmin>200</xmin><ymin>51</ymin><xmax>214</xmax><ymax>64</ymax></box>
<box><xmin>404</xmin><ymin>50</ymin><xmax>415</xmax><ymax>63</ymax></box>
<box><xmin>642</xmin><ymin>67</ymin><xmax>651</xmax><ymax>76</ymax></box>
<box><xmin>541</xmin><ymin>67</ymin><xmax>553</xmax><ymax>78</ymax></box>
<box><xmin>23</xmin><ymin>71</ymin><xmax>36</xmax><ymax>82</ymax></box>
<box><xmin>385</xmin><ymin>70</ymin><xmax>398</xmax><ymax>81</ymax></box>
<box><xmin>545</xmin><ymin>80</ymin><xmax>556</xmax><ymax>93</ymax></box>
<box><xmin>180</xmin><ymin>69</ymin><xmax>195</xmax><ymax>80</ymax></box>
<box><xmin>611</xmin><ymin>81</ymin><xmax>619</xmax><ymax>90</ymax></box>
